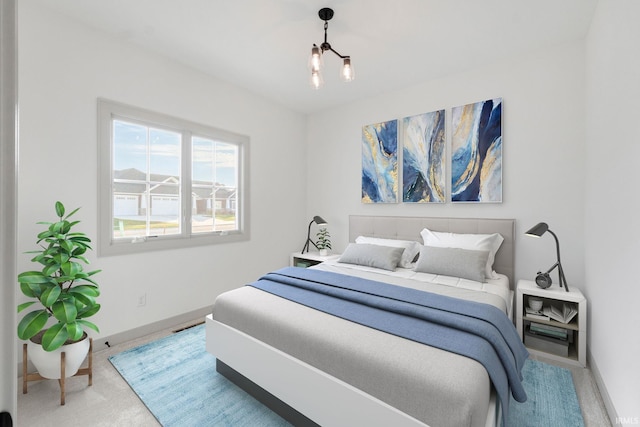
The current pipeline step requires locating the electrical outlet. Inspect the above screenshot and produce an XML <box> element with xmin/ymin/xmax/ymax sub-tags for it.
<box><xmin>137</xmin><ymin>293</ymin><xmax>146</xmax><ymax>307</ymax></box>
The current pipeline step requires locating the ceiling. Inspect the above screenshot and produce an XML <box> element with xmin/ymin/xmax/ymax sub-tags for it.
<box><xmin>32</xmin><ymin>0</ymin><xmax>598</xmax><ymax>114</ymax></box>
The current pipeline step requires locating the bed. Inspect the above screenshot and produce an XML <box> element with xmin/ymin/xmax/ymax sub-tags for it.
<box><xmin>205</xmin><ymin>215</ymin><xmax>527</xmax><ymax>427</ymax></box>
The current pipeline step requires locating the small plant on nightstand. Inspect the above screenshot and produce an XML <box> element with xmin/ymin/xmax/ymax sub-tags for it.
<box><xmin>316</xmin><ymin>227</ymin><xmax>332</xmax><ymax>256</ymax></box>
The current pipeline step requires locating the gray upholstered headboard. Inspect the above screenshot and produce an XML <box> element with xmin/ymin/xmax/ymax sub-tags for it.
<box><xmin>349</xmin><ymin>215</ymin><xmax>516</xmax><ymax>288</ymax></box>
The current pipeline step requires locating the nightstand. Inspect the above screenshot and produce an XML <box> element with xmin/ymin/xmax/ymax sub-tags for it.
<box><xmin>516</xmin><ymin>279</ymin><xmax>587</xmax><ymax>367</ymax></box>
<box><xmin>290</xmin><ymin>251</ymin><xmax>339</xmax><ymax>268</ymax></box>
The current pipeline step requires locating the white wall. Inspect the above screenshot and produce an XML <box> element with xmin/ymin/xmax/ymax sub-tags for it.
<box><xmin>585</xmin><ymin>0</ymin><xmax>640</xmax><ymax>421</ymax></box>
<box><xmin>17</xmin><ymin>3</ymin><xmax>307</xmax><ymax>341</ymax></box>
<box><xmin>307</xmin><ymin>41</ymin><xmax>587</xmax><ymax>288</ymax></box>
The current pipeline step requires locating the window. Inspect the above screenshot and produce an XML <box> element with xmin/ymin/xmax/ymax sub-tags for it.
<box><xmin>98</xmin><ymin>99</ymin><xmax>249</xmax><ymax>256</ymax></box>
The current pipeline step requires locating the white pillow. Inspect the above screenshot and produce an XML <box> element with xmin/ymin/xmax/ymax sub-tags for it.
<box><xmin>420</xmin><ymin>228</ymin><xmax>504</xmax><ymax>279</ymax></box>
<box><xmin>355</xmin><ymin>236</ymin><xmax>421</xmax><ymax>268</ymax></box>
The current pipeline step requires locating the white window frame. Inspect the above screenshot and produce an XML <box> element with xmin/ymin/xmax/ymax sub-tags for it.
<box><xmin>98</xmin><ymin>99</ymin><xmax>250</xmax><ymax>256</ymax></box>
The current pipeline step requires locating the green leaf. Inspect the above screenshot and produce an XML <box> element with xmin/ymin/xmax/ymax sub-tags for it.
<box><xmin>17</xmin><ymin>301</ymin><xmax>36</xmax><ymax>313</ymax></box>
<box><xmin>61</xmin><ymin>261</ymin><xmax>82</xmax><ymax>277</ymax></box>
<box><xmin>64</xmin><ymin>206</ymin><xmax>81</xmax><ymax>220</ymax></box>
<box><xmin>73</xmin><ymin>246</ymin><xmax>88</xmax><ymax>257</ymax></box>
<box><xmin>60</xmin><ymin>220</ymin><xmax>72</xmax><ymax>234</ymax></box>
<box><xmin>60</xmin><ymin>239</ymin><xmax>74</xmax><ymax>254</ymax></box>
<box><xmin>18</xmin><ymin>271</ymin><xmax>49</xmax><ymax>284</ymax></box>
<box><xmin>51</xmin><ymin>300</ymin><xmax>78</xmax><ymax>323</ymax></box>
<box><xmin>39</xmin><ymin>284</ymin><xmax>62</xmax><ymax>307</ymax></box>
<box><xmin>19</xmin><ymin>281</ymin><xmax>42</xmax><ymax>298</ymax></box>
<box><xmin>77</xmin><ymin>319</ymin><xmax>99</xmax><ymax>333</ymax></box>
<box><xmin>66</xmin><ymin>322</ymin><xmax>84</xmax><ymax>341</ymax></box>
<box><xmin>70</xmin><ymin>292</ymin><xmax>95</xmax><ymax>307</ymax></box>
<box><xmin>81</xmin><ymin>276</ymin><xmax>100</xmax><ymax>286</ymax></box>
<box><xmin>51</xmin><ymin>221</ymin><xmax>64</xmax><ymax>234</ymax></box>
<box><xmin>55</xmin><ymin>201</ymin><xmax>65</xmax><ymax>218</ymax></box>
<box><xmin>42</xmin><ymin>323</ymin><xmax>69</xmax><ymax>352</ymax></box>
<box><xmin>17</xmin><ymin>310</ymin><xmax>49</xmax><ymax>340</ymax></box>
<box><xmin>69</xmin><ymin>285</ymin><xmax>100</xmax><ymax>297</ymax></box>
<box><xmin>36</xmin><ymin>229</ymin><xmax>54</xmax><ymax>240</ymax></box>
<box><xmin>77</xmin><ymin>304</ymin><xmax>100</xmax><ymax>319</ymax></box>
<box><xmin>42</xmin><ymin>263</ymin><xmax>61</xmax><ymax>277</ymax></box>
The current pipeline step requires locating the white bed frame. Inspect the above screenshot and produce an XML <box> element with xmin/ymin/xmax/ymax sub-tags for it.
<box><xmin>206</xmin><ymin>215</ymin><xmax>515</xmax><ymax>427</ymax></box>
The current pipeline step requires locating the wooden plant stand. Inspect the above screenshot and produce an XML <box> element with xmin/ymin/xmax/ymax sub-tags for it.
<box><xmin>22</xmin><ymin>338</ymin><xmax>93</xmax><ymax>405</ymax></box>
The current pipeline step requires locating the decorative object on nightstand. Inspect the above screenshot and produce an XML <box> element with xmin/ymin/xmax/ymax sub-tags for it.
<box><xmin>316</xmin><ymin>227</ymin><xmax>332</xmax><ymax>256</ymax></box>
<box><xmin>525</xmin><ymin>222</ymin><xmax>569</xmax><ymax>292</ymax></box>
<box><xmin>528</xmin><ymin>297</ymin><xmax>543</xmax><ymax>312</ymax></box>
<box><xmin>301</xmin><ymin>215</ymin><xmax>328</xmax><ymax>254</ymax></box>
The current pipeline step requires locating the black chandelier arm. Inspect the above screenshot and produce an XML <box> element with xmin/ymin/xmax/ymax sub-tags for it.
<box><xmin>321</xmin><ymin>44</ymin><xmax>349</xmax><ymax>59</ymax></box>
<box><xmin>318</xmin><ymin>7</ymin><xmax>349</xmax><ymax>59</ymax></box>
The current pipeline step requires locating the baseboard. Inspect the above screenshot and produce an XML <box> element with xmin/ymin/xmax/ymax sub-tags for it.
<box><xmin>587</xmin><ymin>347</ymin><xmax>618</xmax><ymax>425</ymax></box>
<box><xmin>18</xmin><ymin>306</ymin><xmax>212</xmax><ymax>377</ymax></box>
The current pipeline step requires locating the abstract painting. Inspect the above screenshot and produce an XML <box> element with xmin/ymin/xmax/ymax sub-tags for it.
<box><xmin>362</xmin><ymin>120</ymin><xmax>398</xmax><ymax>203</ymax></box>
<box><xmin>402</xmin><ymin>110</ymin><xmax>445</xmax><ymax>203</ymax></box>
<box><xmin>451</xmin><ymin>98</ymin><xmax>502</xmax><ymax>203</ymax></box>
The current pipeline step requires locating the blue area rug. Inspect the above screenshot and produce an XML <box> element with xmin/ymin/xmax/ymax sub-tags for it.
<box><xmin>508</xmin><ymin>359</ymin><xmax>585</xmax><ymax>427</ymax></box>
<box><xmin>108</xmin><ymin>324</ymin><xmax>290</xmax><ymax>426</ymax></box>
<box><xmin>110</xmin><ymin>323</ymin><xmax>584</xmax><ymax>427</ymax></box>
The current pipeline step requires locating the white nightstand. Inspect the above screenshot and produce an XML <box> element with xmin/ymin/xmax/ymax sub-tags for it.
<box><xmin>516</xmin><ymin>279</ymin><xmax>587</xmax><ymax>367</ymax></box>
<box><xmin>290</xmin><ymin>251</ymin><xmax>339</xmax><ymax>268</ymax></box>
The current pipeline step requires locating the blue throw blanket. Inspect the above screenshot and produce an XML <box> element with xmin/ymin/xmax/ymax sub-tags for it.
<box><xmin>248</xmin><ymin>267</ymin><xmax>528</xmax><ymax>423</ymax></box>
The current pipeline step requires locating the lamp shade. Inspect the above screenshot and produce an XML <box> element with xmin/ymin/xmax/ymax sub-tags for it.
<box><xmin>525</xmin><ymin>222</ymin><xmax>548</xmax><ymax>237</ymax></box>
<box><xmin>312</xmin><ymin>215</ymin><xmax>327</xmax><ymax>226</ymax></box>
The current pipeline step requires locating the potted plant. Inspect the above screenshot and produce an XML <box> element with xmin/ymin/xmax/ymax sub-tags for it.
<box><xmin>316</xmin><ymin>227</ymin><xmax>332</xmax><ymax>256</ymax></box>
<box><xmin>17</xmin><ymin>201</ymin><xmax>101</xmax><ymax>379</ymax></box>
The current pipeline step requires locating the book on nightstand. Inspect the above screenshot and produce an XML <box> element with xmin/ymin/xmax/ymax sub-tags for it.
<box><xmin>543</xmin><ymin>302</ymin><xmax>578</xmax><ymax>324</ymax></box>
<box><xmin>528</xmin><ymin>322</ymin><xmax>569</xmax><ymax>340</ymax></box>
<box><xmin>525</xmin><ymin>307</ymin><xmax>550</xmax><ymax>321</ymax></box>
<box><xmin>524</xmin><ymin>325</ymin><xmax>570</xmax><ymax>357</ymax></box>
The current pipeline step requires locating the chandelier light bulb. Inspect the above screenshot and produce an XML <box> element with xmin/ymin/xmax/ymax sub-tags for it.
<box><xmin>309</xmin><ymin>45</ymin><xmax>322</xmax><ymax>72</ymax></box>
<box><xmin>310</xmin><ymin>69</ymin><xmax>323</xmax><ymax>90</ymax></box>
<box><xmin>341</xmin><ymin>57</ymin><xmax>354</xmax><ymax>82</ymax></box>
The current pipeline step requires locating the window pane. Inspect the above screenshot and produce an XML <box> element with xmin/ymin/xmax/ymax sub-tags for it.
<box><xmin>148</xmin><ymin>183</ymin><xmax>181</xmax><ymax>236</ymax></box>
<box><xmin>113</xmin><ymin>181</ymin><xmax>146</xmax><ymax>239</ymax></box>
<box><xmin>192</xmin><ymin>137</ymin><xmax>238</xmax><ymax>234</ymax></box>
<box><xmin>113</xmin><ymin>120</ymin><xmax>148</xmax><ymax>174</ymax></box>
<box><xmin>112</xmin><ymin>120</ymin><xmax>182</xmax><ymax>239</ymax></box>
<box><xmin>149</xmin><ymin>128</ymin><xmax>181</xmax><ymax>177</ymax></box>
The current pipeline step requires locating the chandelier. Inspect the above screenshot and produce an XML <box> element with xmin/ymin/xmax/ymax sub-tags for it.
<box><xmin>309</xmin><ymin>7</ymin><xmax>354</xmax><ymax>89</ymax></box>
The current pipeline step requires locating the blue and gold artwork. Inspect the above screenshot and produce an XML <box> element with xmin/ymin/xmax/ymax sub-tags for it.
<box><xmin>451</xmin><ymin>98</ymin><xmax>502</xmax><ymax>203</ymax></box>
<box><xmin>402</xmin><ymin>110</ymin><xmax>445</xmax><ymax>203</ymax></box>
<box><xmin>362</xmin><ymin>120</ymin><xmax>398</xmax><ymax>203</ymax></box>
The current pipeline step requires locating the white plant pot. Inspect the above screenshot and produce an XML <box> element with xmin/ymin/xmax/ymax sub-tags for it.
<box><xmin>319</xmin><ymin>249</ymin><xmax>328</xmax><ymax>256</ymax></box>
<box><xmin>27</xmin><ymin>335</ymin><xmax>90</xmax><ymax>379</ymax></box>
